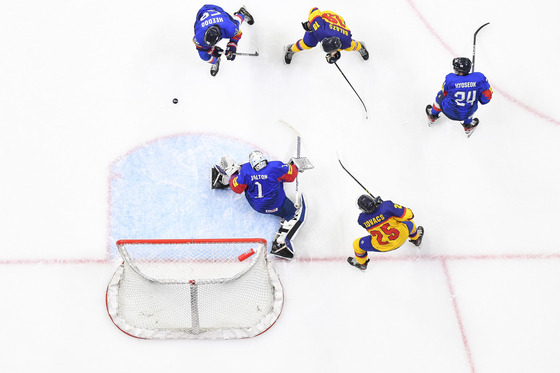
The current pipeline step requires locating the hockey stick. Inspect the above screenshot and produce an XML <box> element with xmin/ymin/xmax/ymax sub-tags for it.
<box><xmin>232</xmin><ymin>51</ymin><xmax>259</xmax><ymax>56</ymax></box>
<box><xmin>472</xmin><ymin>22</ymin><xmax>490</xmax><ymax>72</ymax></box>
<box><xmin>334</xmin><ymin>62</ymin><xmax>369</xmax><ymax>120</ymax></box>
<box><xmin>337</xmin><ymin>155</ymin><xmax>375</xmax><ymax>198</ymax></box>
<box><xmin>279</xmin><ymin>119</ymin><xmax>304</xmax><ymax>207</ymax></box>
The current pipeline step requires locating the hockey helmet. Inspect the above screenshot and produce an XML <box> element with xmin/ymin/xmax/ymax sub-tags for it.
<box><xmin>357</xmin><ymin>194</ymin><xmax>382</xmax><ymax>214</ymax></box>
<box><xmin>249</xmin><ymin>150</ymin><xmax>268</xmax><ymax>171</ymax></box>
<box><xmin>321</xmin><ymin>37</ymin><xmax>342</xmax><ymax>53</ymax></box>
<box><xmin>203</xmin><ymin>25</ymin><xmax>222</xmax><ymax>46</ymax></box>
<box><xmin>452</xmin><ymin>57</ymin><xmax>472</xmax><ymax>75</ymax></box>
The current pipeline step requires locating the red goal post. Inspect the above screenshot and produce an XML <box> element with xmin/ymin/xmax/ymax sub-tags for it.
<box><xmin>106</xmin><ymin>238</ymin><xmax>284</xmax><ymax>339</ymax></box>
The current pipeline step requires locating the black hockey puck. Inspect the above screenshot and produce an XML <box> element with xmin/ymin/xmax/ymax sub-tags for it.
<box><xmin>172</xmin><ymin>98</ymin><xmax>178</xmax><ymax>104</ymax></box>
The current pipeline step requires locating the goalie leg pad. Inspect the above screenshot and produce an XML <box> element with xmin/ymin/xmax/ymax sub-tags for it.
<box><xmin>271</xmin><ymin>195</ymin><xmax>307</xmax><ymax>258</ymax></box>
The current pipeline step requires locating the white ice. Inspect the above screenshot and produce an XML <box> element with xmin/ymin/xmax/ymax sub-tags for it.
<box><xmin>1</xmin><ymin>0</ymin><xmax>560</xmax><ymax>372</ymax></box>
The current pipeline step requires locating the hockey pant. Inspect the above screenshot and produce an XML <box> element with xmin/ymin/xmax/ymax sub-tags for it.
<box><xmin>352</xmin><ymin>221</ymin><xmax>420</xmax><ymax>265</ymax></box>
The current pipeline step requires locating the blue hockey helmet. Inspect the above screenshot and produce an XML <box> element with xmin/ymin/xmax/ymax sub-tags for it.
<box><xmin>249</xmin><ymin>150</ymin><xmax>268</xmax><ymax>171</ymax></box>
<box><xmin>321</xmin><ymin>37</ymin><xmax>342</xmax><ymax>53</ymax></box>
<box><xmin>452</xmin><ymin>57</ymin><xmax>472</xmax><ymax>75</ymax></box>
<box><xmin>203</xmin><ymin>26</ymin><xmax>222</xmax><ymax>46</ymax></box>
<box><xmin>357</xmin><ymin>194</ymin><xmax>382</xmax><ymax>213</ymax></box>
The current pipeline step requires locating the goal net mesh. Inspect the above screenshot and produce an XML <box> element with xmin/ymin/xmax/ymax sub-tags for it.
<box><xmin>106</xmin><ymin>239</ymin><xmax>283</xmax><ymax>339</ymax></box>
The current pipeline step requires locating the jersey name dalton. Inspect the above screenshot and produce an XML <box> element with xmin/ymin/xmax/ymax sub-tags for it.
<box><xmin>251</xmin><ymin>175</ymin><xmax>268</xmax><ymax>181</ymax></box>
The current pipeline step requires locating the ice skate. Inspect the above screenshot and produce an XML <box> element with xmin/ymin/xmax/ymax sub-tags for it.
<box><xmin>347</xmin><ymin>257</ymin><xmax>369</xmax><ymax>271</ymax></box>
<box><xmin>426</xmin><ymin>105</ymin><xmax>439</xmax><ymax>126</ymax></box>
<box><xmin>358</xmin><ymin>41</ymin><xmax>369</xmax><ymax>61</ymax></box>
<box><xmin>284</xmin><ymin>44</ymin><xmax>295</xmax><ymax>65</ymax></box>
<box><xmin>410</xmin><ymin>226</ymin><xmax>424</xmax><ymax>247</ymax></box>
<box><xmin>270</xmin><ymin>241</ymin><xmax>294</xmax><ymax>259</ymax></box>
<box><xmin>462</xmin><ymin>118</ymin><xmax>479</xmax><ymax>138</ymax></box>
<box><xmin>234</xmin><ymin>6</ymin><xmax>254</xmax><ymax>25</ymax></box>
<box><xmin>210</xmin><ymin>58</ymin><xmax>220</xmax><ymax>76</ymax></box>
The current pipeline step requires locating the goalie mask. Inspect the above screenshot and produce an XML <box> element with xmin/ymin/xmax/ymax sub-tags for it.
<box><xmin>357</xmin><ymin>194</ymin><xmax>382</xmax><ymax>214</ymax></box>
<box><xmin>249</xmin><ymin>150</ymin><xmax>268</xmax><ymax>171</ymax></box>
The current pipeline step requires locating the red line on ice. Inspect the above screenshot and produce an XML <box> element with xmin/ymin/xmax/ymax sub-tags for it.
<box><xmin>442</xmin><ymin>258</ymin><xmax>476</xmax><ymax>373</ymax></box>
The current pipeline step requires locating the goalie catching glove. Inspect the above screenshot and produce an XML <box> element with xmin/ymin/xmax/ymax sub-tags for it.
<box><xmin>289</xmin><ymin>157</ymin><xmax>314</xmax><ymax>172</ymax></box>
<box><xmin>211</xmin><ymin>156</ymin><xmax>241</xmax><ymax>189</ymax></box>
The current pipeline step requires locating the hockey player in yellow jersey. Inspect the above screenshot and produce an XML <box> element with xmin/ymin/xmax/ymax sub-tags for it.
<box><xmin>284</xmin><ymin>7</ymin><xmax>369</xmax><ymax>65</ymax></box>
<box><xmin>348</xmin><ymin>195</ymin><xmax>424</xmax><ymax>271</ymax></box>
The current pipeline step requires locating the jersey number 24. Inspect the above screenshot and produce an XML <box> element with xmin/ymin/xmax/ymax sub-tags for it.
<box><xmin>454</xmin><ymin>90</ymin><xmax>477</xmax><ymax>106</ymax></box>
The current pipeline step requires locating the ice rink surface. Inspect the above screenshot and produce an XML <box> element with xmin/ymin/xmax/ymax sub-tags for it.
<box><xmin>1</xmin><ymin>0</ymin><xmax>560</xmax><ymax>372</ymax></box>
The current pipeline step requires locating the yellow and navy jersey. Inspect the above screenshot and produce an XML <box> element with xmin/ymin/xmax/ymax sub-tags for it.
<box><xmin>357</xmin><ymin>200</ymin><xmax>414</xmax><ymax>251</ymax></box>
<box><xmin>307</xmin><ymin>8</ymin><xmax>354</xmax><ymax>49</ymax></box>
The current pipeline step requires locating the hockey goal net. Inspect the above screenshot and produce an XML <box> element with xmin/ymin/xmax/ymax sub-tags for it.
<box><xmin>106</xmin><ymin>238</ymin><xmax>283</xmax><ymax>339</ymax></box>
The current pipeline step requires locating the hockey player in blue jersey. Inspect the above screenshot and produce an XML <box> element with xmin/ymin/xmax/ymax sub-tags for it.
<box><xmin>193</xmin><ymin>5</ymin><xmax>254</xmax><ymax>76</ymax></box>
<box><xmin>283</xmin><ymin>7</ymin><xmax>369</xmax><ymax>65</ymax></box>
<box><xmin>426</xmin><ymin>57</ymin><xmax>493</xmax><ymax>137</ymax></box>
<box><xmin>348</xmin><ymin>195</ymin><xmax>424</xmax><ymax>271</ymax></box>
<box><xmin>212</xmin><ymin>151</ymin><xmax>307</xmax><ymax>259</ymax></box>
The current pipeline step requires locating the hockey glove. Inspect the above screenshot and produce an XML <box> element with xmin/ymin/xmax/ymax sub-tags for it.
<box><xmin>301</xmin><ymin>21</ymin><xmax>312</xmax><ymax>32</ymax></box>
<box><xmin>208</xmin><ymin>46</ymin><xmax>223</xmax><ymax>58</ymax></box>
<box><xmin>325</xmin><ymin>51</ymin><xmax>341</xmax><ymax>64</ymax></box>
<box><xmin>226</xmin><ymin>42</ymin><xmax>238</xmax><ymax>61</ymax></box>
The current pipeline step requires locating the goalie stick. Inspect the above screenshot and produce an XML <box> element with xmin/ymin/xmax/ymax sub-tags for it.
<box><xmin>278</xmin><ymin>120</ymin><xmax>314</xmax><ymax>207</ymax></box>
<box><xmin>472</xmin><ymin>22</ymin><xmax>490</xmax><ymax>72</ymax></box>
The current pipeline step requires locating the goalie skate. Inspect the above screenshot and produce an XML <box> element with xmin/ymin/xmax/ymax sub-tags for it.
<box><xmin>270</xmin><ymin>241</ymin><xmax>294</xmax><ymax>259</ymax></box>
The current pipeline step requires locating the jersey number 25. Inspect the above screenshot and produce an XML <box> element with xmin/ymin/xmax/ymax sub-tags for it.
<box><xmin>371</xmin><ymin>223</ymin><xmax>400</xmax><ymax>245</ymax></box>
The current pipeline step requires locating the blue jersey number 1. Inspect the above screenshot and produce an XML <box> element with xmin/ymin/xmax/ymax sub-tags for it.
<box><xmin>254</xmin><ymin>181</ymin><xmax>263</xmax><ymax>198</ymax></box>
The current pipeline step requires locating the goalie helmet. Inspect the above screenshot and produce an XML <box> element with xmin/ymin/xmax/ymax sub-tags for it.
<box><xmin>249</xmin><ymin>150</ymin><xmax>268</xmax><ymax>171</ymax></box>
<box><xmin>203</xmin><ymin>25</ymin><xmax>222</xmax><ymax>46</ymax></box>
<box><xmin>321</xmin><ymin>37</ymin><xmax>342</xmax><ymax>53</ymax></box>
<box><xmin>452</xmin><ymin>57</ymin><xmax>472</xmax><ymax>75</ymax></box>
<box><xmin>357</xmin><ymin>194</ymin><xmax>382</xmax><ymax>214</ymax></box>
